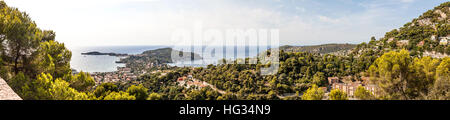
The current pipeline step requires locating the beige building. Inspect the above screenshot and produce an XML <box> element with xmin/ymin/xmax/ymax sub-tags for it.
<box><xmin>328</xmin><ymin>77</ymin><xmax>379</xmax><ymax>97</ymax></box>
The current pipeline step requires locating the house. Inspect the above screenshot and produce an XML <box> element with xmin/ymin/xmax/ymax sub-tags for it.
<box><xmin>177</xmin><ymin>77</ymin><xmax>187</xmax><ymax>82</ymax></box>
<box><xmin>397</xmin><ymin>40</ymin><xmax>409</xmax><ymax>47</ymax></box>
<box><xmin>332</xmin><ymin>82</ymin><xmax>362</xmax><ymax>97</ymax></box>
<box><xmin>387</xmin><ymin>37</ymin><xmax>394</xmax><ymax>43</ymax></box>
<box><xmin>417</xmin><ymin>41</ymin><xmax>424</xmax><ymax>47</ymax></box>
<box><xmin>439</xmin><ymin>37</ymin><xmax>449</xmax><ymax>45</ymax></box>
<box><xmin>329</xmin><ymin>76</ymin><xmax>379</xmax><ymax>97</ymax></box>
<box><xmin>431</xmin><ymin>35</ymin><xmax>437</xmax><ymax>41</ymax></box>
<box><xmin>187</xmin><ymin>75</ymin><xmax>193</xmax><ymax>79</ymax></box>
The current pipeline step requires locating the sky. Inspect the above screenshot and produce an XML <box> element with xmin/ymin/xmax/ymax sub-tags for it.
<box><xmin>3</xmin><ymin>0</ymin><xmax>448</xmax><ymax>48</ymax></box>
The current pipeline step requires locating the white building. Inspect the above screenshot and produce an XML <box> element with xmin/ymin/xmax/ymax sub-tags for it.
<box><xmin>440</xmin><ymin>37</ymin><xmax>449</xmax><ymax>45</ymax></box>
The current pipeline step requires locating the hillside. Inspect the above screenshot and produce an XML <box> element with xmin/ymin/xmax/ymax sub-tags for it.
<box><xmin>352</xmin><ymin>2</ymin><xmax>450</xmax><ymax>57</ymax></box>
<box><xmin>280</xmin><ymin>44</ymin><xmax>357</xmax><ymax>54</ymax></box>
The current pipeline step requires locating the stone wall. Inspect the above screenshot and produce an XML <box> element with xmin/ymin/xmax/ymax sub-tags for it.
<box><xmin>0</xmin><ymin>78</ymin><xmax>22</xmax><ymax>100</ymax></box>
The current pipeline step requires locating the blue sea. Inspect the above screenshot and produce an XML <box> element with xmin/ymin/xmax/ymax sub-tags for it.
<box><xmin>69</xmin><ymin>46</ymin><xmax>272</xmax><ymax>73</ymax></box>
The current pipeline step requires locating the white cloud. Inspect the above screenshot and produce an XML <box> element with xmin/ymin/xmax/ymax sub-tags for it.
<box><xmin>318</xmin><ymin>16</ymin><xmax>341</xmax><ymax>23</ymax></box>
<box><xmin>2</xmin><ymin>0</ymin><xmax>443</xmax><ymax>47</ymax></box>
<box><xmin>400</xmin><ymin>0</ymin><xmax>415</xmax><ymax>3</ymax></box>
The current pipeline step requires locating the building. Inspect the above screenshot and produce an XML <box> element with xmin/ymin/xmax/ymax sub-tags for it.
<box><xmin>431</xmin><ymin>35</ymin><xmax>437</xmax><ymax>41</ymax></box>
<box><xmin>397</xmin><ymin>40</ymin><xmax>409</xmax><ymax>47</ymax></box>
<box><xmin>439</xmin><ymin>37</ymin><xmax>449</xmax><ymax>45</ymax></box>
<box><xmin>363</xmin><ymin>84</ymin><xmax>379</xmax><ymax>96</ymax></box>
<box><xmin>329</xmin><ymin>76</ymin><xmax>379</xmax><ymax>97</ymax></box>
<box><xmin>417</xmin><ymin>41</ymin><xmax>424</xmax><ymax>47</ymax></box>
<box><xmin>387</xmin><ymin>37</ymin><xmax>394</xmax><ymax>43</ymax></box>
<box><xmin>332</xmin><ymin>82</ymin><xmax>362</xmax><ymax>97</ymax></box>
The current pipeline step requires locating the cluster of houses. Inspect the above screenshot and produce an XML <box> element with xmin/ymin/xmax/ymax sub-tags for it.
<box><xmin>326</xmin><ymin>76</ymin><xmax>378</xmax><ymax>97</ymax></box>
<box><xmin>431</xmin><ymin>35</ymin><xmax>449</xmax><ymax>46</ymax></box>
<box><xmin>176</xmin><ymin>75</ymin><xmax>209</xmax><ymax>89</ymax></box>
<box><xmin>386</xmin><ymin>35</ymin><xmax>449</xmax><ymax>47</ymax></box>
<box><xmin>91</xmin><ymin>67</ymin><xmax>138</xmax><ymax>84</ymax></box>
<box><xmin>131</xmin><ymin>59</ymin><xmax>165</xmax><ymax>69</ymax></box>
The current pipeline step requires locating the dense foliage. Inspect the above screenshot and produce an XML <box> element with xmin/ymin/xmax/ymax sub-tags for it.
<box><xmin>0</xmin><ymin>1</ymin><xmax>147</xmax><ymax>100</ymax></box>
<box><xmin>329</xmin><ymin>89</ymin><xmax>347</xmax><ymax>100</ymax></box>
<box><xmin>369</xmin><ymin>50</ymin><xmax>450</xmax><ymax>100</ymax></box>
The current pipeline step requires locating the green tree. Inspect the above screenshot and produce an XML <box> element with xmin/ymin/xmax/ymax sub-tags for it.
<box><xmin>49</xmin><ymin>78</ymin><xmax>90</xmax><ymax>100</ymax></box>
<box><xmin>20</xmin><ymin>73</ymin><xmax>54</xmax><ymax>100</ymax></box>
<box><xmin>368</xmin><ymin>50</ymin><xmax>412</xmax><ymax>100</ymax></box>
<box><xmin>126</xmin><ymin>84</ymin><xmax>149</xmax><ymax>100</ymax></box>
<box><xmin>354</xmin><ymin>86</ymin><xmax>375</xmax><ymax>100</ymax></box>
<box><xmin>329</xmin><ymin>89</ymin><xmax>348</xmax><ymax>100</ymax></box>
<box><xmin>312</xmin><ymin>72</ymin><xmax>326</xmax><ymax>87</ymax></box>
<box><xmin>20</xmin><ymin>73</ymin><xmax>88</xmax><ymax>100</ymax></box>
<box><xmin>0</xmin><ymin>3</ymin><xmax>42</xmax><ymax>74</ymax></box>
<box><xmin>9</xmin><ymin>72</ymin><xmax>28</xmax><ymax>94</ymax></box>
<box><xmin>93</xmin><ymin>83</ymin><xmax>119</xmax><ymax>99</ymax></box>
<box><xmin>411</xmin><ymin>56</ymin><xmax>440</xmax><ymax>97</ymax></box>
<box><xmin>147</xmin><ymin>93</ymin><xmax>162</xmax><ymax>100</ymax></box>
<box><xmin>369</xmin><ymin>36</ymin><xmax>377</xmax><ymax>45</ymax></box>
<box><xmin>104</xmin><ymin>91</ymin><xmax>136</xmax><ymax>100</ymax></box>
<box><xmin>33</xmin><ymin>40</ymin><xmax>72</xmax><ymax>78</ymax></box>
<box><xmin>70</xmin><ymin>71</ymin><xmax>95</xmax><ymax>92</ymax></box>
<box><xmin>41</xmin><ymin>30</ymin><xmax>56</xmax><ymax>42</ymax></box>
<box><xmin>427</xmin><ymin>57</ymin><xmax>450</xmax><ymax>100</ymax></box>
<box><xmin>266</xmin><ymin>90</ymin><xmax>279</xmax><ymax>100</ymax></box>
<box><xmin>302</xmin><ymin>85</ymin><xmax>324</xmax><ymax>100</ymax></box>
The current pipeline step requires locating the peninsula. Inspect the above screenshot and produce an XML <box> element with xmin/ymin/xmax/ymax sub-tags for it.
<box><xmin>81</xmin><ymin>51</ymin><xmax>128</xmax><ymax>56</ymax></box>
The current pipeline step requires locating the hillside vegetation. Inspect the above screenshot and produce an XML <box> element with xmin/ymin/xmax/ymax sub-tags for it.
<box><xmin>280</xmin><ymin>44</ymin><xmax>356</xmax><ymax>54</ymax></box>
<box><xmin>352</xmin><ymin>2</ymin><xmax>450</xmax><ymax>57</ymax></box>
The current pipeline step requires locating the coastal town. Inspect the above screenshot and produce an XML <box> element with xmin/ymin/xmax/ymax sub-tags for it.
<box><xmin>89</xmin><ymin>67</ymin><xmax>137</xmax><ymax>85</ymax></box>
<box><xmin>76</xmin><ymin>48</ymin><xmax>196</xmax><ymax>86</ymax></box>
<box><xmin>79</xmin><ymin>63</ymin><xmax>169</xmax><ymax>85</ymax></box>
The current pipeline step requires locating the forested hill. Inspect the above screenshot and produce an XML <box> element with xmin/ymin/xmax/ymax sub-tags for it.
<box><xmin>351</xmin><ymin>2</ymin><xmax>450</xmax><ymax>57</ymax></box>
<box><xmin>142</xmin><ymin>48</ymin><xmax>202</xmax><ymax>62</ymax></box>
<box><xmin>121</xmin><ymin>47</ymin><xmax>202</xmax><ymax>64</ymax></box>
<box><xmin>280</xmin><ymin>44</ymin><xmax>356</xmax><ymax>54</ymax></box>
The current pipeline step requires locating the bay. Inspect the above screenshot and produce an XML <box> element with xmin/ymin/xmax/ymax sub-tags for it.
<box><xmin>69</xmin><ymin>46</ymin><xmax>271</xmax><ymax>73</ymax></box>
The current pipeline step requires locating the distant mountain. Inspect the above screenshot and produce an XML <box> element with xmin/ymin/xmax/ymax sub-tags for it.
<box><xmin>279</xmin><ymin>44</ymin><xmax>357</xmax><ymax>54</ymax></box>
